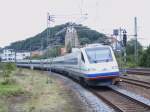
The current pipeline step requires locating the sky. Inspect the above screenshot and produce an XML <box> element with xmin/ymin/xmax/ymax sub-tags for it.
<box><xmin>0</xmin><ymin>0</ymin><xmax>149</xmax><ymax>47</ymax></box>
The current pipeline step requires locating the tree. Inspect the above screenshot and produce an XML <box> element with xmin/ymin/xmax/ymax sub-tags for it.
<box><xmin>126</xmin><ymin>39</ymin><xmax>142</xmax><ymax>55</ymax></box>
<box><xmin>139</xmin><ymin>46</ymin><xmax>150</xmax><ymax>67</ymax></box>
<box><xmin>44</xmin><ymin>46</ymin><xmax>61</xmax><ymax>58</ymax></box>
<box><xmin>125</xmin><ymin>39</ymin><xmax>143</xmax><ymax>66</ymax></box>
<box><xmin>80</xmin><ymin>38</ymin><xmax>90</xmax><ymax>45</ymax></box>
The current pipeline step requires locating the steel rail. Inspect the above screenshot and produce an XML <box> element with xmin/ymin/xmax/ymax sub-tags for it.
<box><xmin>90</xmin><ymin>87</ymin><xmax>150</xmax><ymax>112</ymax></box>
<box><xmin>120</xmin><ymin>77</ymin><xmax>150</xmax><ymax>89</ymax></box>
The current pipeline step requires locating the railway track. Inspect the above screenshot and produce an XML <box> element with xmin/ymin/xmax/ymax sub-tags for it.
<box><xmin>91</xmin><ymin>87</ymin><xmax>150</xmax><ymax>112</ymax></box>
<box><xmin>127</xmin><ymin>68</ymin><xmax>150</xmax><ymax>76</ymax></box>
<box><xmin>120</xmin><ymin>76</ymin><xmax>150</xmax><ymax>89</ymax></box>
<box><xmin>60</xmin><ymin>72</ymin><xmax>150</xmax><ymax>111</ymax></box>
<box><xmin>58</xmin><ymin>71</ymin><xmax>150</xmax><ymax>112</ymax></box>
<box><xmin>128</xmin><ymin>68</ymin><xmax>150</xmax><ymax>71</ymax></box>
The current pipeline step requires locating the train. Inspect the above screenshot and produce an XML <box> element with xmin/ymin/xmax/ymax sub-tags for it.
<box><xmin>16</xmin><ymin>44</ymin><xmax>120</xmax><ymax>86</ymax></box>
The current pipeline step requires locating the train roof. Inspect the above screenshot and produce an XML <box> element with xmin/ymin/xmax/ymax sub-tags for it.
<box><xmin>82</xmin><ymin>43</ymin><xmax>110</xmax><ymax>49</ymax></box>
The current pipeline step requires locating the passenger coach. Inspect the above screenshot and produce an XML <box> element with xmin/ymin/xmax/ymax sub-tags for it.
<box><xmin>17</xmin><ymin>44</ymin><xmax>120</xmax><ymax>86</ymax></box>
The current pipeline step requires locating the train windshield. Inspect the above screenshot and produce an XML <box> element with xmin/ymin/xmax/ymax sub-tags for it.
<box><xmin>85</xmin><ymin>47</ymin><xmax>113</xmax><ymax>63</ymax></box>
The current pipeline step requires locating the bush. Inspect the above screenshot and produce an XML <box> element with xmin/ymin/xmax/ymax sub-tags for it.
<box><xmin>0</xmin><ymin>83</ymin><xmax>22</xmax><ymax>96</ymax></box>
<box><xmin>0</xmin><ymin>63</ymin><xmax>16</xmax><ymax>84</ymax></box>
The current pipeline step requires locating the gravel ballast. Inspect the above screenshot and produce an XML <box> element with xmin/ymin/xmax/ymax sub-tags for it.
<box><xmin>50</xmin><ymin>72</ymin><xmax>115</xmax><ymax>112</ymax></box>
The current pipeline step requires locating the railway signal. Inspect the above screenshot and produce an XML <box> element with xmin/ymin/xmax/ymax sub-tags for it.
<box><xmin>123</xmin><ymin>30</ymin><xmax>127</xmax><ymax>47</ymax></box>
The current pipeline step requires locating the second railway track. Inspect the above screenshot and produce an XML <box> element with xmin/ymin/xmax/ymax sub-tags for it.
<box><xmin>127</xmin><ymin>68</ymin><xmax>150</xmax><ymax>76</ymax></box>
<box><xmin>91</xmin><ymin>87</ymin><xmax>150</xmax><ymax>112</ymax></box>
<box><xmin>120</xmin><ymin>76</ymin><xmax>150</xmax><ymax>89</ymax></box>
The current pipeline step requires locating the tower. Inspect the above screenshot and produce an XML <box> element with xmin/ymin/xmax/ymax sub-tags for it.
<box><xmin>65</xmin><ymin>26</ymin><xmax>80</xmax><ymax>49</ymax></box>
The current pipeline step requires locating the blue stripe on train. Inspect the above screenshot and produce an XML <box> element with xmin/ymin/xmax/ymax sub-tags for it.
<box><xmin>86</xmin><ymin>72</ymin><xmax>120</xmax><ymax>78</ymax></box>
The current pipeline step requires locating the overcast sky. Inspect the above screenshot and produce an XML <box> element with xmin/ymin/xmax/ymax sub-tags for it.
<box><xmin>0</xmin><ymin>0</ymin><xmax>149</xmax><ymax>47</ymax></box>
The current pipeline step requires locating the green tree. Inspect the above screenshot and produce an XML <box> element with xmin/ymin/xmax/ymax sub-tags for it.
<box><xmin>139</xmin><ymin>46</ymin><xmax>150</xmax><ymax>67</ymax></box>
<box><xmin>80</xmin><ymin>38</ymin><xmax>90</xmax><ymax>45</ymax></box>
<box><xmin>126</xmin><ymin>39</ymin><xmax>142</xmax><ymax>55</ymax></box>
<box><xmin>44</xmin><ymin>46</ymin><xmax>61</xmax><ymax>58</ymax></box>
<box><xmin>125</xmin><ymin>39</ymin><xmax>143</xmax><ymax>67</ymax></box>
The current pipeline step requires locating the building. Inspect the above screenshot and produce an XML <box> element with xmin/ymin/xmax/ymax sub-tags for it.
<box><xmin>0</xmin><ymin>49</ymin><xmax>30</xmax><ymax>62</ymax></box>
<box><xmin>60</xmin><ymin>47</ymin><xmax>67</xmax><ymax>55</ymax></box>
<box><xmin>1</xmin><ymin>49</ymin><xmax>15</xmax><ymax>62</ymax></box>
<box><xmin>16</xmin><ymin>52</ymin><xmax>30</xmax><ymax>60</ymax></box>
<box><xmin>31</xmin><ymin>50</ymin><xmax>44</xmax><ymax>57</ymax></box>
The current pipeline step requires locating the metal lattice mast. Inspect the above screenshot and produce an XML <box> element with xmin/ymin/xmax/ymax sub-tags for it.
<box><xmin>134</xmin><ymin>17</ymin><xmax>138</xmax><ymax>64</ymax></box>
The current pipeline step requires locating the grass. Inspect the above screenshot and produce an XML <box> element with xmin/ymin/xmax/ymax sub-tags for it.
<box><xmin>0</xmin><ymin>69</ymin><xmax>83</xmax><ymax>112</ymax></box>
<box><xmin>0</xmin><ymin>79</ymin><xmax>23</xmax><ymax>112</ymax></box>
<box><xmin>14</xmin><ymin>69</ymin><xmax>81</xmax><ymax>112</ymax></box>
<box><xmin>0</xmin><ymin>83</ymin><xmax>23</xmax><ymax>96</ymax></box>
<box><xmin>0</xmin><ymin>68</ymin><xmax>23</xmax><ymax>96</ymax></box>
<box><xmin>0</xmin><ymin>100</ymin><xmax>7</xmax><ymax>112</ymax></box>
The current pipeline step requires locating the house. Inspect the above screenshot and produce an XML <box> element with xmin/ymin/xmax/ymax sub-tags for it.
<box><xmin>16</xmin><ymin>52</ymin><xmax>30</xmax><ymax>60</ymax></box>
<box><xmin>0</xmin><ymin>49</ymin><xmax>30</xmax><ymax>62</ymax></box>
<box><xmin>31</xmin><ymin>50</ymin><xmax>44</xmax><ymax>57</ymax></box>
<box><xmin>1</xmin><ymin>49</ymin><xmax>15</xmax><ymax>62</ymax></box>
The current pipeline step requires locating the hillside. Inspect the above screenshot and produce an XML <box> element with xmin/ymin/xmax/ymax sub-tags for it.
<box><xmin>6</xmin><ymin>23</ymin><xmax>107</xmax><ymax>51</ymax></box>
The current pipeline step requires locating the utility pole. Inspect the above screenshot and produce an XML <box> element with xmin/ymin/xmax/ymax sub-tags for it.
<box><xmin>46</xmin><ymin>13</ymin><xmax>54</xmax><ymax>57</ymax></box>
<box><xmin>134</xmin><ymin>17</ymin><xmax>138</xmax><ymax>64</ymax></box>
<box><xmin>47</xmin><ymin>12</ymin><xmax>50</xmax><ymax>58</ymax></box>
<box><xmin>123</xmin><ymin>30</ymin><xmax>127</xmax><ymax>75</ymax></box>
<box><xmin>117</xmin><ymin>28</ymin><xmax>127</xmax><ymax>75</ymax></box>
<box><xmin>40</xmin><ymin>33</ymin><xmax>43</xmax><ymax>53</ymax></box>
<box><xmin>46</xmin><ymin>12</ymin><xmax>50</xmax><ymax>84</ymax></box>
<box><xmin>119</xmin><ymin>28</ymin><xmax>123</xmax><ymax>72</ymax></box>
<box><xmin>29</xmin><ymin>39</ymin><xmax>32</xmax><ymax>69</ymax></box>
<box><xmin>40</xmin><ymin>33</ymin><xmax>44</xmax><ymax>71</ymax></box>
<box><xmin>14</xmin><ymin>49</ymin><xmax>16</xmax><ymax>64</ymax></box>
<box><xmin>46</xmin><ymin>12</ymin><xmax>54</xmax><ymax>83</ymax></box>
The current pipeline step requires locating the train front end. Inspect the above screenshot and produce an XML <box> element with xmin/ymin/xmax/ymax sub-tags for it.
<box><xmin>81</xmin><ymin>44</ymin><xmax>120</xmax><ymax>86</ymax></box>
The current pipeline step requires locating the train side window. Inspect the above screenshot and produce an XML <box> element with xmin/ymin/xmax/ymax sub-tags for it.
<box><xmin>81</xmin><ymin>53</ymin><xmax>85</xmax><ymax>63</ymax></box>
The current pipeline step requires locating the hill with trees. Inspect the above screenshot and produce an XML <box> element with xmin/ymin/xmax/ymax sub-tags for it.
<box><xmin>5</xmin><ymin>23</ymin><xmax>107</xmax><ymax>51</ymax></box>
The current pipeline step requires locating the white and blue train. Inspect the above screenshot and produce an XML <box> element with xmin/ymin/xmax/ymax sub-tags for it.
<box><xmin>17</xmin><ymin>44</ymin><xmax>120</xmax><ymax>86</ymax></box>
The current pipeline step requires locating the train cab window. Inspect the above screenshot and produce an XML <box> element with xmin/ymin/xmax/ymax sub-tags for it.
<box><xmin>81</xmin><ymin>53</ymin><xmax>85</xmax><ymax>63</ymax></box>
<box><xmin>85</xmin><ymin>47</ymin><xmax>113</xmax><ymax>63</ymax></box>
